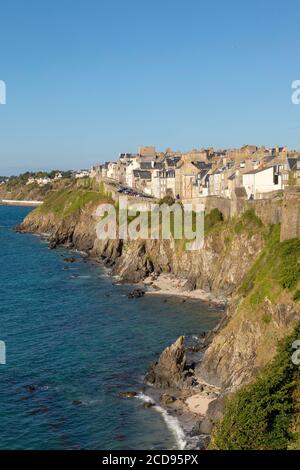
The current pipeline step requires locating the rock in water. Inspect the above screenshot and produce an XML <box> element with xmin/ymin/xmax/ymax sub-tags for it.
<box><xmin>145</xmin><ymin>336</ymin><xmax>189</xmax><ymax>389</ymax></box>
<box><xmin>143</xmin><ymin>402</ymin><xmax>154</xmax><ymax>409</ymax></box>
<box><xmin>72</xmin><ymin>400</ymin><xmax>83</xmax><ymax>406</ymax></box>
<box><xmin>119</xmin><ymin>391</ymin><xmax>137</xmax><ymax>399</ymax></box>
<box><xmin>127</xmin><ymin>289</ymin><xmax>145</xmax><ymax>299</ymax></box>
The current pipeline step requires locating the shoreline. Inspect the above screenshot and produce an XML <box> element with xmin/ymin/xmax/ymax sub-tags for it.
<box><xmin>136</xmin><ymin>376</ymin><xmax>221</xmax><ymax>450</ymax></box>
<box><xmin>41</xmin><ymin>239</ymin><xmax>225</xmax><ymax>449</ymax></box>
<box><xmin>142</xmin><ymin>273</ymin><xmax>228</xmax><ymax>308</ymax></box>
<box><xmin>16</xmin><ymin>216</ymin><xmax>225</xmax><ymax>450</ymax></box>
<box><xmin>0</xmin><ymin>199</ymin><xmax>43</xmax><ymax>207</ymax></box>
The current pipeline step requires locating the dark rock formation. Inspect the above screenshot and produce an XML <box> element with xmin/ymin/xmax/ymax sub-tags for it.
<box><xmin>127</xmin><ymin>288</ymin><xmax>145</xmax><ymax>299</ymax></box>
<box><xmin>199</xmin><ymin>396</ymin><xmax>225</xmax><ymax>434</ymax></box>
<box><xmin>145</xmin><ymin>336</ymin><xmax>193</xmax><ymax>389</ymax></box>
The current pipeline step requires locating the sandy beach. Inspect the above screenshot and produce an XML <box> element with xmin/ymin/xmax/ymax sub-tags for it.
<box><xmin>143</xmin><ymin>273</ymin><xmax>227</xmax><ymax>307</ymax></box>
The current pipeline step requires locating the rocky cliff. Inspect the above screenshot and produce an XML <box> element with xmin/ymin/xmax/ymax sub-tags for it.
<box><xmin>18</xmin><ymin>188</ymin><xmax>300</xmax><ymax>448</ymax></box>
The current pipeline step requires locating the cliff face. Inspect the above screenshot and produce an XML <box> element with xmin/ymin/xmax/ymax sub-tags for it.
<box><xmin>19</xmin><ymin>196</ymin><xmax>300</xmax><ymax>396</ymax></box>
<box><xmin>19</xmin><ymin>199</ymin><xmax>265</xmax><ymax>300</ymax></box>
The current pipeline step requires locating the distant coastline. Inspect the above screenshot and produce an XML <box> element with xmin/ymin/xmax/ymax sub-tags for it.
<box><xmin>0</xmin><ymin>199</ymin><xmax>43</xmax><ymax>207</ymax></box>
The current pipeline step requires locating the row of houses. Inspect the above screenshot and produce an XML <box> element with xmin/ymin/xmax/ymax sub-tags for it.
<box><xmin>90</xmin><ymin>145</ymin><xmax>300</xmax><ymax>201</ymax></box>
<box><xmin>26</xmin><ymin>172</ymin><xmax>63</xmax><ymax>186</ymax></box>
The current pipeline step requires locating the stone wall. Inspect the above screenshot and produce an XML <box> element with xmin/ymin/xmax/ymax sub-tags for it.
<box><xmin>280</xmin><ymin>187</ymin><xmax>300</xmax><ymax>241</ymax></box>
<box><xmin>247</xmin><ymin>197</ymin><xmax>283</xmax><ymax>225</ymax></box>
<box><xmin>201</xmin><ymin>194</ymin><xmax>284</xmax><ymax>226</ymax></box>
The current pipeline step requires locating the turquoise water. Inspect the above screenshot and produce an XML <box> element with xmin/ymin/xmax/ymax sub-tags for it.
<box><xmin>0</xmin><ymin>205</ymin><xmax>220</xmax><ymax>450</ymax></box>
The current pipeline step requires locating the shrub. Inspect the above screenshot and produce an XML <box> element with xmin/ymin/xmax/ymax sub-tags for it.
<box><xmin>213</xmin><ymin>322</ymin><xmax>300</xmax><ymax>450</ymax></box>
<box><xmin>204</xmin><ymin>208</ymin><xmax>223</xmax><ymax>232</ymax></box>
<box><xmin>159</xmin><ymin>195</ymin><xmax>175</xmax><ymax>206</ymax></box>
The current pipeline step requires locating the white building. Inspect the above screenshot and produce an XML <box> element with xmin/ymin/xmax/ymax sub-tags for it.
<box><xmin>75</xmin><ymin>170</ymin><xmax>90</xmax><ymax>179</ymax></box>
<box><xmin>125</xmin><ymin>157</ymin><xmax>140</xmax><ymax>188</ymax></box>
<box><xmin>106</xmin><ymin>162</ymin><xmax>118</xmax><ymax>180</ymax></box>
<box><xmin>242</xmin><ymin>166</ymin><xmax>283</xmax><ymax>199</ymax></box>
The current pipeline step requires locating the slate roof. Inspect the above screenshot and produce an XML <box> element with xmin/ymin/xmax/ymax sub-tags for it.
<box><xmin>133</xmin><ymin>170</ymin><xmax>152</xmax><ymax>180</ymax></box>
<box><xmin>287</xmin><ymin>158</ymin><xmax>298</xmax><ymax>171</ymax></box>
<box><xmin>191</xmin><ymin>161</ymin><xmax>212</xmax><ymax>170</ymax></box>
<box><xmin>140</xmin><ymin>162</ymin><xmax>153</xmax><ymax>170</ymax></box>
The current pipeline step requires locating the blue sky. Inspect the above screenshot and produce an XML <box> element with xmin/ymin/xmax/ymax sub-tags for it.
<box><xmin>0</xmin><ymin>0</ymin><xmax>299</xmax><ymax>175</ymax></box>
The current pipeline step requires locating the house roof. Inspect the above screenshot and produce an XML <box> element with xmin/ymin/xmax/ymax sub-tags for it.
<box><xmin>133</xmin><ymin>170</ymin><xmax>152</xmax><ymax>180</ymax></box>
<box><xmin>140</xmin><ymin>162</ymin><xmax>153</xmax><ymax>170</ymax></box>
<box><xmin>139</xmin><ymin>170</ymin><xmax>152</xmax><ymax>180</ymax></box>
<box><xmin>243</xmin><ymin>166</ymin><xmax>274</xmax><ymax>175</ymax></box>
<box><xmin>191</xmin><ymin>161</ymin><xmax>212</xmax><ymax>170</ymax></box>
<box><xmin>166</xmin><ymin>157</ymin><xmax>181</xmax><ymax>167</ymax></box>
<box><xmin>287</xmin><ymin>158</ymin><xmax>298</xmax><ymax>171</ymax></box>
<box><xmin>153</xmin><ymin>162</ymin><xmax>164</xmax><ymax>169</ymax></box>
<box><xmin>198</xmin><ymin>169</ymin><xmax>210</xmax><ymax>179</ymax></box>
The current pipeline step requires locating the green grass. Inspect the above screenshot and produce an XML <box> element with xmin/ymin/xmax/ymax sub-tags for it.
<box><xmin>293</xmin><ymin>290</ymin><xmax>300</xmax><ymax>302</ymax></box>
<box><xmin>204</xmin><ymin>208</ymin><xmax>224</xmax><ymax>233</ymax></box>
<box><xmin>212</xmin><ymin>322</ymin><xmax>300</xmax><ymax>450</ymax></box>
<box><xmin>37</xmin><ymin>188</ymin><xmax>113</xmax><ymax>217</ymax></box>
<box><xmin>239</xmin><ymin>224</ymin><xmax>300</xmax><ymax>305</ymax></box>
<box><xmin>234</xmin><ymin>208</ymin><xmax>263</xmax><ymax>235</ymax></box>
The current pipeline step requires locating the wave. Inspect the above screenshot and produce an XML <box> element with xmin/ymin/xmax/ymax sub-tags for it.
<box><xmin>136</xmin><ymin>393</ymin><xmax>186</xmax><ymax>450</ymax></box>
<box><xmin>70</xmin><ymin>275</ymin><xmax>92</xmax><ymax>279</ymax></box>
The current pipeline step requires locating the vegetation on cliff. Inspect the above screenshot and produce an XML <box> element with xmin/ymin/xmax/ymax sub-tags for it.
<box><xmin>0</xmin><ymin>172</ymin><xmax>73</xmax><ymax>201</ymax></box>
<box><xmin>37</xmin><ymin>188</ymin><xmax>112</xmax><ymax>217</ymax></box>
<box><xmin>32</xmin><ymin>179</ymin><xmax>114</xmax><ymax>218</ymax></box>
<box><xmin>211</xmin><ymin>322</ymin><xmax>300</xmax><ymax>450</ymax></box>
<box><xmin>239</xmin><ymin>224</ymin><xmax>300</xmax><ymax>306</ymax></box>
<box><xmin>208</xmin><ymin>222</ymin><xmax>300</xmax><ymax>449</ymax></box>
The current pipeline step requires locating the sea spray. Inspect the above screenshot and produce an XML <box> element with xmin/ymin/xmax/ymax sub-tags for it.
<box><xmin>137</xmin><ymin>393</ymin><xmax>186</xmax><ymax>450</ymax></box>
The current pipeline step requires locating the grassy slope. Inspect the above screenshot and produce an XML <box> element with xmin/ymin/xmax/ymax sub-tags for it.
<box><xmin>211</xmin><ymin>323</ymin><xmax>300</xmax><ymax>450</ymax></box>
<box><xmin>210</xmin><ymin>220</ymin><xmax>300</xmax><ymax>449</ymax></box>
<box><xmin>35</xmin><ymin>179</ymin><xmax>114</xmax><ymax>218</ymax></box>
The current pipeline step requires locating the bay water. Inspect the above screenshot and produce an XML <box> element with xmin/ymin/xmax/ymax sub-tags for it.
<box><xmin>0</xmin><ymin>205</ymin><xmax>220</xmax><ymax>450</ymax></box>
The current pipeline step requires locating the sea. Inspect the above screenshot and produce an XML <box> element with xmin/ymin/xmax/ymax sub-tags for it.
<box><xmin>0</xmin><ymin>205</ymin><xmax>220</xmax><ymax>450</ymax></box>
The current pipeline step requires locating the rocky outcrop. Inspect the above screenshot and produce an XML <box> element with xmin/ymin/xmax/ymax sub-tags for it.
<box><xmin>145</xmin><ymin>336</ymin><xmax>194</xmax><ymax>389</ymax></box>
<box><xmin>197</xmin><ymin>294</ymin><xmax>300</xmax><ymax>392</ymax></box>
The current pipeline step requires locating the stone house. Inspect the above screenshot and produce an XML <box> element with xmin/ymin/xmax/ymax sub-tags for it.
<box><xmin>174</xmin><ymin>157</ymin><xmax>209</xmax><ymax>199</ymax></box>
<box><xmin>286</xmin><ymin>157</ymin><xmax>300</xmax><ymax>185</ymax></box>
<box><xmin>132</xmin><ymin>170</ymin><xmax>152</xmax><ymax>195</ymax></box>
<box><xmin>152</xmin><ymin>169</ymin><xmax>176</xmax><ymax>199</ymax></box>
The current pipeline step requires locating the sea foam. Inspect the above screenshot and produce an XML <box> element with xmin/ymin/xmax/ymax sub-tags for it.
<box><xmin>137</xmin><ymin>393</ymin><xmax>186</xmax><ymax>450</ymax></box>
